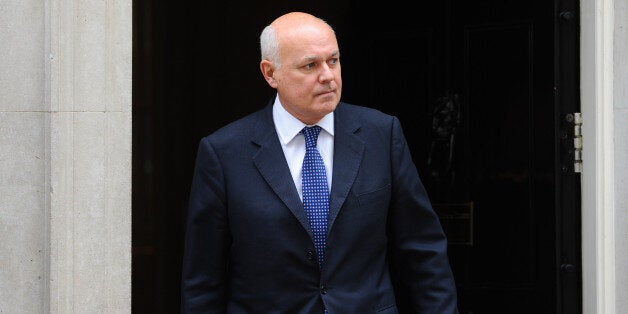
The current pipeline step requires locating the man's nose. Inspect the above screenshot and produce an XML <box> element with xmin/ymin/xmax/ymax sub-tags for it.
<box><xmin>318</xmin><ymin>64</ymin><xmax>334</xmax><ymax>82</ymax></box>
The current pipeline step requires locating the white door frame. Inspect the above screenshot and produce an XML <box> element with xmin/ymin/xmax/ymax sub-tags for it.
<box><xmin>580</xmin><ymin>0</ymin><xmax>616</xmax><ymax>313</ymax></box>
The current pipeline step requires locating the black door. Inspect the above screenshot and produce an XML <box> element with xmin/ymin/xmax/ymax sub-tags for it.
<box><xmin>132</xmin><ymin>1</ymin><xmax>581</xmax><ymax>313</ymax></box>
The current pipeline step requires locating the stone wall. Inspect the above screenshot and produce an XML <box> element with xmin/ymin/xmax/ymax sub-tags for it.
<box><xmin>0</xmin><ymin>0</ymin><xmax>132</xmax><ymax>312</ymax></box>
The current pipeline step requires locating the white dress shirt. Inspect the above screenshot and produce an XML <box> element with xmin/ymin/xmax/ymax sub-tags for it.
<box><xmin>272</xmin><ymin>96</ymin><xmax>334</xmax><ymax>200</ymax></box>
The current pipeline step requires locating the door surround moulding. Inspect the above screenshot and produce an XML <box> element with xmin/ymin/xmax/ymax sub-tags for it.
<box><xmin>580</xmin><ymin>0</ymin><xmax>616</xmax><ymax>313</ymax></box>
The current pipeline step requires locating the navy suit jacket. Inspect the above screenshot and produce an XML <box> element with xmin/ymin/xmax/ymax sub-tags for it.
<box><xmin>182</xmin><ymin>99</ymin><xmax>458</xmax><ymax>313</ymax></box>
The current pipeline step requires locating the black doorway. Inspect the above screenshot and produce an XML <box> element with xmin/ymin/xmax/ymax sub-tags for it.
<box><xmin>132</xmin><ymin>1</ymin><xmax>581</xmax><ymax>313</ymax></box>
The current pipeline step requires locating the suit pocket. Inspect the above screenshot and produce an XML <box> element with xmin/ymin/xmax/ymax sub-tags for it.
<box><xmin>351</xmin><ymin>184</ymin><xmax>392</xmax><ymax>238</ymax></box>
<box><xmin>356</xmin><ymin>183</ymin><xmax>391</xmax><ymax>208</ymax></box>
<box><xmin>375</xmin><ymin>304</ymin><xmax>399</xmax><ymax>314</ymax></box>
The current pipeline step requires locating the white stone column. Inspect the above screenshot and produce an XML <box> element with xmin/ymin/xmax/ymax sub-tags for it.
<box><xmin>614</xmin><ymin>0</ymin><xmax>628</xmax><ymax>312</ymax></box>
<box><xmin>1</xmin><ymin>1</ymin><xmax>48</xmax><ymax>312</ymax></box>
<box><xmin>0</xmin><ymin>0</ymin><xmax>132</xmax><ymax>312</ymax></box>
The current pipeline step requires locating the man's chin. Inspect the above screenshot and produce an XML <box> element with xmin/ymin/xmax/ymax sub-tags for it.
<box><xmin>317</xmin><ymin>94</ymin><xmax>339</xmax><ymax>106</ymax></box>
<box><xmin>319</xmin><ymin>100</ymin><xmax>338</xmax><ymax>112</ymax></box>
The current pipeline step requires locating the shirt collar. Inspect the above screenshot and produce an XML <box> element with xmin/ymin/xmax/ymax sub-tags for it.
<box><xmin>273</xmin><ymin>95</ymin><xmax>335</xmax><ymax>145</ymax></box>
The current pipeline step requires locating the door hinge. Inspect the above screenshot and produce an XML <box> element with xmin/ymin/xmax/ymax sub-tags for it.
<box><xmin>573</xmin><ymin>113</ymin><xmax>582</xmax><ymax>173</ymax></box>
<box><xmin>563</xmin><ymin>112</ymin><xmax>582</xmax><ymax>174</ymax></box>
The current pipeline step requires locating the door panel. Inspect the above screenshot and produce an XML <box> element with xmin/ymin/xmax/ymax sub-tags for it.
<box><xmin>345</xmin><ymin>1</ymin><xmax>579</xmax><ymax>313</ymax></box>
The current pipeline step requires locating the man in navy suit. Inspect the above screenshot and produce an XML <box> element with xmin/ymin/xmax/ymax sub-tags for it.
<box><xmin>181</xmin><ymin>11</ymin><xmax>458</xmax><ymax>314</ymax></box>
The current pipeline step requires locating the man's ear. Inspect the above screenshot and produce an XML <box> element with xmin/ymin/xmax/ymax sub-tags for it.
<box><xmin>260</xmin><ymin>60</ymin><xmax>278</xmax><ymax>88</ymax></box>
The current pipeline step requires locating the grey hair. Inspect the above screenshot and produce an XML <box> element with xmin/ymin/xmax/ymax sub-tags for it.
<box><xmin>260</xmin><ymin>25</ymin><xmax>281</xmax><ymax>68</ymax></box>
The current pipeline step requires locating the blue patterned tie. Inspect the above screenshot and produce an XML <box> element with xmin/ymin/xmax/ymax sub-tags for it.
<box><xmin>301</xmin><ymin>126</ymin><xmax>330</xmax><ymax>270</ymax></box>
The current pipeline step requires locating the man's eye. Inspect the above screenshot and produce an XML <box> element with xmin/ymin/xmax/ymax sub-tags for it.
<box><xmin>329</xmin><ymin>58</ymin><xmax>339</xmax><ymax>65</ymax></box>
<box><xmin>304</xmin><ymin>63</ymin><xmax>315</xmax><ymax>69</ymax></box>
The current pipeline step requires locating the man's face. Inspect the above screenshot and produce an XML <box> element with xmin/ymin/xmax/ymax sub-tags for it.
<box><xmin>273</xmin><ymin>24</ymin><xmax>342</xmax><ymax>125</ymax></box>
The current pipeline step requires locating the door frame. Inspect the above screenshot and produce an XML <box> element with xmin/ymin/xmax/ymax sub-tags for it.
<box><xmin>580</xmin><ymin>0</ymin><xmax>616</xmax><ymax>313</ymax></box>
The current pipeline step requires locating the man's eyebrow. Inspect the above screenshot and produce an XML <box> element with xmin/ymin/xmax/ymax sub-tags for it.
<box><xmin>302</xmin><ymin>55</ymin><xmax>319</xmax><ymax>62</ymax></box>
<box><xmin>302</xmin><ymin>50</ymin><xmax>340</xmax><ymax>62</ymax></box>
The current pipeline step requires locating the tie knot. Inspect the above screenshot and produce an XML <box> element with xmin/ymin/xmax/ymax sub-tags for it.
<box><xmin>301</xmin><ymin>126</ymin><xmax>322</xmax><ymax>148</ymax></box>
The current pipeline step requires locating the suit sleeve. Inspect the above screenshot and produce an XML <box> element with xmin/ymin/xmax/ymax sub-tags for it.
<box><xmin>181</xmin><ymin>138</ymin><xmax>231</xmax><ymax>313</ymax></box>
<box><xmin>388</xmin><ymin>116</ymin><xmax>459</xmax><ymax>313</ymax></box>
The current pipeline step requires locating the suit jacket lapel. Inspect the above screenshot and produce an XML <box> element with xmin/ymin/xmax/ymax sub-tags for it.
<box><xmin>251</xmin><ymin>102</ymin><xmax>365</xmax><ymax>240</ymax></box>
<box><xmin>251</xmin><ymin>105</ymin><xmax>312</xmax><ymax>239</ymax></box>
<box><xmin>328</xmin><ymin>104</ymin><xmax>365</xmax><ymax>235</ymax></box>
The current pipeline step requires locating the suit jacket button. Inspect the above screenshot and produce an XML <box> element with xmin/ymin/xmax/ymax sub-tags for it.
<box><xmin>320</xmin><ymin>285</ymin><xmax>327</xmax><ymax>294</ymax></box>
<box><xmin>307</xmin><ymin>250</ymin><xmax>315</xmax><ymax>261</ymax></box>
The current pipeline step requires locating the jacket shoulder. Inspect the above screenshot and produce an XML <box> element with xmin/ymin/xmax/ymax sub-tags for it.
<box><xmin>200</xmin><ymin>105</ymin><xmax>270</xmax><ymax>145</ymax></box>
<box><xmin>336</xmin><ymin>101</ymin><xmax>398</xmax><ymax>129</ymax></box>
